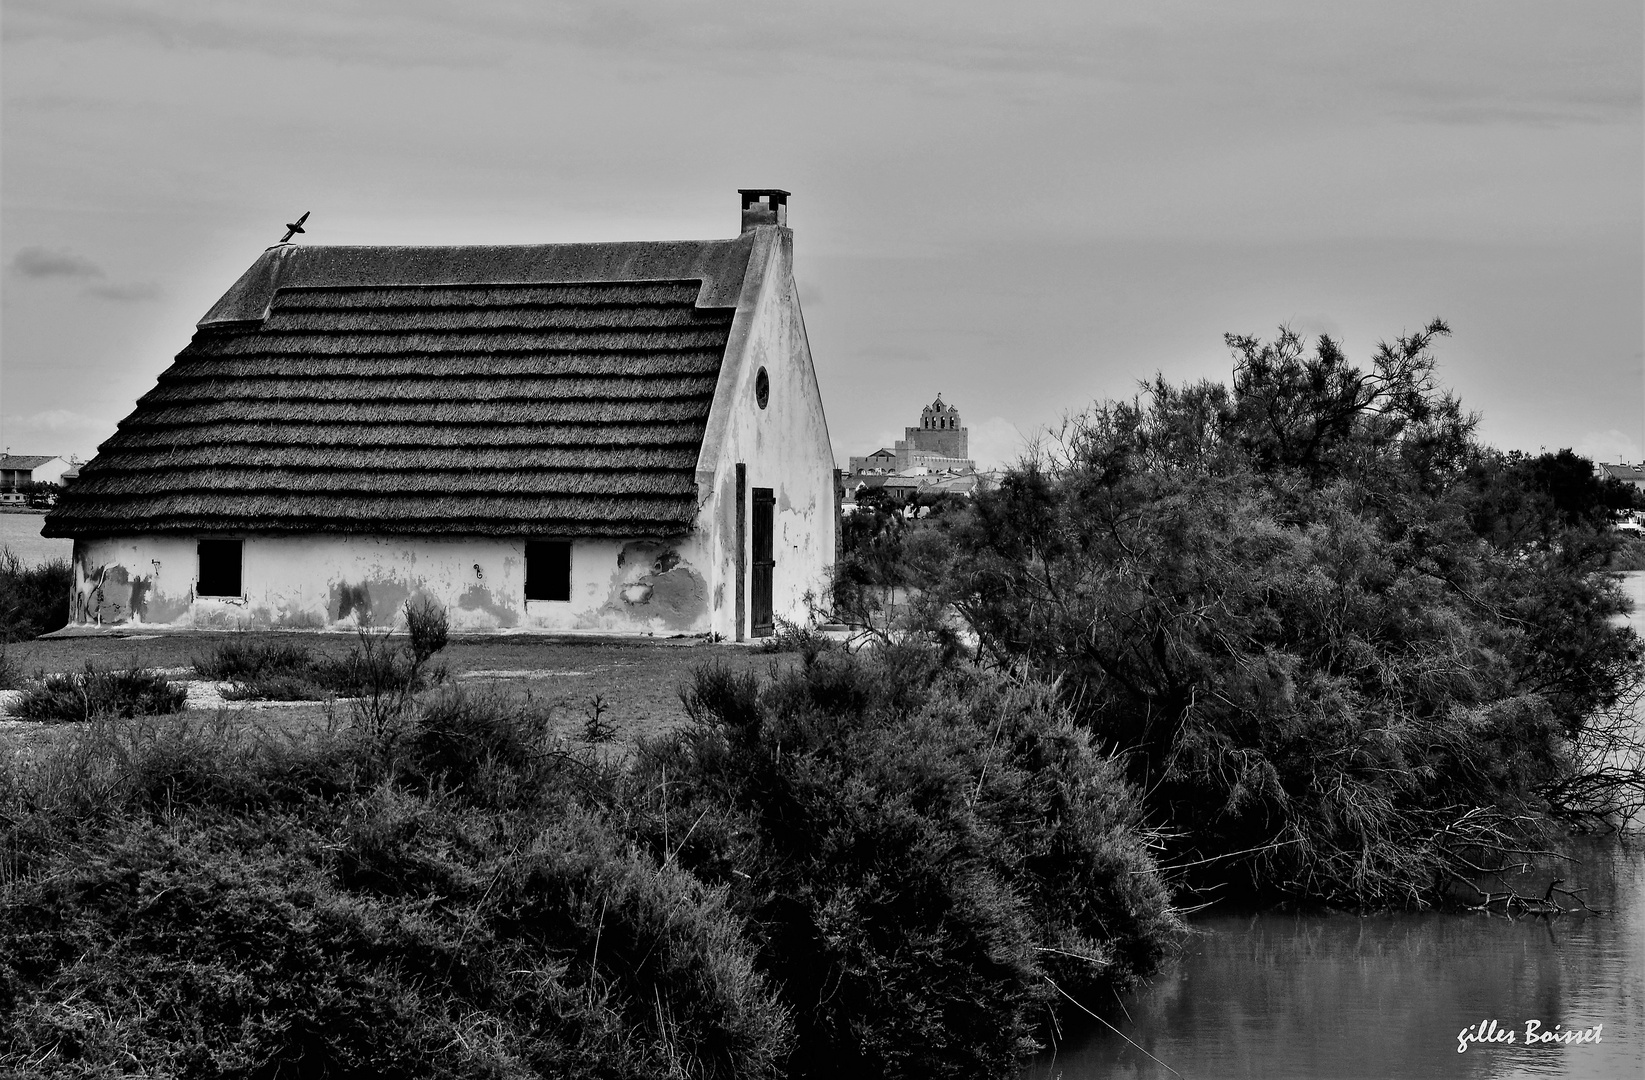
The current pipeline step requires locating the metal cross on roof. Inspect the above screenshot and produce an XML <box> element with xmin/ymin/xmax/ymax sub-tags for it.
<box><xmin>279</xmin><ymin>211</ymin><xmax>310</xmax><ymax>244</ymax></box>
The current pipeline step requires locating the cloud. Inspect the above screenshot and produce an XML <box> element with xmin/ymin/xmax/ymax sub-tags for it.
<box><xmin>967</xmin><ymin>415</ymin><xmax>1029</xmax><ymax>471</ymax></box>
<box><xmin>1577</xmin><ymin>429</ymin><xmax>1641</xmax><ymax>465</ymax></box>
<box><xmin>85</xmin><ymin>281</ymin><xmax>162</xmax><ymax>302</ymax></box>
<box><xmin>7</xmin><ymin>408</ymin><xmax>108</xmax><ymax>432</ymax></box>
<box><xmin>4</xmin><ymin>0</ymin><xmax>497</xmax><ymax>69</ymax></box>
<box><xmin>12</xmin><ymin>247</ymin><xmax>104</xmax><ymax>279</ymax></box>
<box><xmin>8</xmin><ymin>250</ymin><xmax>159</xmax><ymax>300</ymax></box>
<box><xmin>7</xmin><ymin>0</ymin><xmax>1637</xmax><ymax>136</ymax></box>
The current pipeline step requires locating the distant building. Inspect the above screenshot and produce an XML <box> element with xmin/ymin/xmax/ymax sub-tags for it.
<box><xmin>46</xmin><ymin>190</ymin><xmax>835</xmax><ymax>638</ymax></box>
<box><xmin>1</xmin><ymin>454</ymin><xmax>74</xmax><ymax>490</ymax></box>
<box><xmin>0</xmin><ymin>454</ymin><xmax>75</xmax><ymax>505</ymax></box>
<box><xmin>1599</xmin><ymin>462</ymin><xmax>1645</xmax><ymax>492</ymax></box>
<box><xmin>848</xmin><ymin>394</ymin><xmax>977</xmax><ymax>476</ymax></box>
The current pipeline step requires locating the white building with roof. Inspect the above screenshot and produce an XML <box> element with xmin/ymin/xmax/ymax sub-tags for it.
<box><xmin>46</xmin><ymin>190</ymin><xmax>835</xmax><ymax>638</ymax></box>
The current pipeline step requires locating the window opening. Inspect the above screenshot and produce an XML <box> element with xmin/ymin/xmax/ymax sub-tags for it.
<box><xmin>197</xmin><ymin>539</ymin><xmax>242</xmax><ymax>598</ymax></box>
<box><xmin>526</xmin><ymin>541</ymin><xmax>572</xmax><ymax>601</ymax></box>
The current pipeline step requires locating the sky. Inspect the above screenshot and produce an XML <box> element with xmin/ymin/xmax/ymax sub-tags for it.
<box><xmin>3</xmin><ymin>0</ymin><xmax>1641</xmax><ymax>472</ymax></box>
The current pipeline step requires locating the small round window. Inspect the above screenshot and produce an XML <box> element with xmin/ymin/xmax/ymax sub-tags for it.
<box><xmin>755</xmin><ymin>367</ymin><xmax>770</xmax><ymax>409</ymax></box>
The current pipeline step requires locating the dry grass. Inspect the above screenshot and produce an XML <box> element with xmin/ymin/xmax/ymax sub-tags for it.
<box><xmin>3</xmin><ymin>633</ymin><xmax>797</xmax><ymax>753</ymax></box>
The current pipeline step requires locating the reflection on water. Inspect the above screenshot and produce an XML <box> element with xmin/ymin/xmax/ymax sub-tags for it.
<box><xmin>1027</xmin><ymin>571</ymin><xmax>1645</xmax><ymax>1079</ymax></box>
<box><xmin>1027</xmin><ymin>836</ymin><xmax>1642</xmax><ymax>1079</ymax></box>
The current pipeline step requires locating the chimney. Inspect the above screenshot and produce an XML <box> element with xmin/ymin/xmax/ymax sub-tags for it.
<box><xmin>739</xmin><ymin>189</ymin><xmax>789</xmax><ymax>232</ymax></box>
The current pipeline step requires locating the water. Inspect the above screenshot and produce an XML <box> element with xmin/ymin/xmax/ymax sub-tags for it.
<box><xmin>1027</xmin><ymin>573</ymin><xmax>1645</xmax><ymax>1080</ymax></box>
<box><xmin>0</xmin><ymin>512</ymin><xmax>71</xmax><ymax>568</ymax></box>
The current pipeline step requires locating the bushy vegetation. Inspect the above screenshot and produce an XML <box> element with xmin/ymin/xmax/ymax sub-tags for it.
<box><xmin>754</xmin><ymin>616</ymin><xmax>838</xmax><ymax>656</ymax></box>
<box><xmin>193</xmin><ymin>601</ymin><xmax>451</xmax><ymax>703</ymax></box>
<box><xmin>1608</xmin><ymin>536</ymin><xmax>1645</xmax><ymax>571</ymax></box>
<box><xmin>0</xmin><ymin>547</ymin><xmax>71</xmax><ymax>642</ymax></box>
<box><xmin>16</xmin><ymin>481</ymin><xmax>62</xmax><ymax>510</ymax></box>
<box><xmin>0</xmin><ymin>646</ymin><xmax>1176</xmax><ymax>1078</ymax></box>
<box><xmin>623</xmin><ymin>647</ymin><xmax>1176</xmax><ymax>1078</ymax></box>
<box><xmin>7</xmin><ymin>664</ymin><xmax>188</xmax><ymax>722</ymax></box>
<box><xmin>0</xmin><ymin>642</ymin><xmax>21</xmax><ymax>692</ymax></box>
<box><xmin>1</xmin><ymin>705</ymin><xmax>789</xmax><ymax>1078</ymax></box>
<box><xmin>894</xmin><ymin>321</ymin><xmax>1645</xmax><ymax>907</ymax></box>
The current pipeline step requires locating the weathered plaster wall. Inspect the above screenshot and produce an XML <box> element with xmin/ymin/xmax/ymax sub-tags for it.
<box><xmin>68</xmin><ymin>533</ymin><xmax>713</xmax><ymax>634</ymax></box>
<box><xmin>696</xmin><ymin>225</ymin><xmax>837</xmax><ymax>639</ymax></box>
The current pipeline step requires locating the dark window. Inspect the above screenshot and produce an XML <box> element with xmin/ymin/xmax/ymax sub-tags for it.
<box><xmin>755</xmin><ymin>367</ymin><xmax>770</xmax><ymax>409</ymax></box>
<box><xmin>526</xmin><ymin>541</ymin><xmax>572</xmax><ymax>601</ymax></box>
<box><xmin>197</xmin><ymin>539</ymin><xmax>242</xmax><ymax>597</ymax></box>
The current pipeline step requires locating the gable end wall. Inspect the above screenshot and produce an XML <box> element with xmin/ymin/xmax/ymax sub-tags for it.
<box><xmin>696</xmin><ymin>226</ymin><xmax>835</xmax><ymax>639</ymax></box>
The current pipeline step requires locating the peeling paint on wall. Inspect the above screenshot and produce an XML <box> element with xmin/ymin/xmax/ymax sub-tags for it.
<box><xmin>274</xmin><ymin>606</ymin><xmax>326</xmax><ymax>629</ymax></box>
<box><xmin>368</xmin><ymin>580</ymin><xmax>411</xmax><ymax>627</ymax></box>
<box><xmin>128</xmin><ymin>575</ymin><xmax>151</xmax><ymax>619</ymax></box>
<box><xmin>70</xmin><ymin>562</ymin><xmax>169</xmax><ymax>626</ymax></box>
<box><xmin>596</xmin><ymin>541</ymin><xmax>708</xmax><ymax>631</ymax></box>
<box><xmin>332</xmin><ymin>582</ymin><xmax>371</xmax><ymax>623</ymax></box>
<box><xmin>457</xmin><ymin>583</ymin><xmax>519</xmax><ymax>628</ymax></box>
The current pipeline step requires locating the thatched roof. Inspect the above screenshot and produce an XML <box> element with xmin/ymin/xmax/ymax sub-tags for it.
<box><xmin>46</xmin><ymin>236</ymin><xmax>756</xmax><ymax>538</ymax></box>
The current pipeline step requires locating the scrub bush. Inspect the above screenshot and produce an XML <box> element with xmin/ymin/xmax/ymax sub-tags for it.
<box><xmin>8</xmin><ymin>664</ymin><xmax>187</xmax><ymax>722</ymax></box>
<box><xmin>400</xmin><ymin>685</ymin><xmax>565</xmax><ymax>806</ymax></box>
<box><xmin>192</xmin><ymin>636</ymin><xmax>315</xmax><ymax>681</ymax></box>
<box><xmin>927</xmin><ymin>322</ymin><xmax>1645</xmax><ymax>906</ymax></box>
<box><xmin>0</xmin><ymin>653</ymin><xmax>1179</xmax><ymax>1080</ymax></box>
<box><xmin>404</xmin><ymin>595</ymin><xmax>450</xmax><ymax>665</ymax></box>
<box><xmin>0</xmin><ymin>641</ymin><xmax>20</xmax><ymax>691</ymax></box>
<box><xmin>624</xmin><ymin>646</ymin><xmax>1177</xmax><ymax>1080</ymax></box>
<box><xmin>755</xmin><ymin>616</ymin><xmax>837</xmax><ymax>657</ymax></box>
<box><xmin>195</xmin><ymin>605</ymin><xmax>450</xmax><ymax>704</ymax></box>
<box><xmin>1</xmin><ymin>705</ymin><xmax>790</xmax><ymax>1079</ymax></box>
<box><xmin>0</xmin><ymin>547</ymin><xmax>71</xmax><ymax>641</ymax></box>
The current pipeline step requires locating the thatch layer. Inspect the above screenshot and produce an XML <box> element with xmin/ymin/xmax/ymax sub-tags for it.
<box><xmin>202</xmin><ymin>327</ymin><xmax>730</xmax><ymax>356</ymax></box>
<box><xmin>131</xmin><ymin>400</ymin><xmax>714</xmax><ymax>426</ymax></box>
<box><xmin>262</xmin><ymin>304</ymin><xmax>717</xmax><ymax>333</ymax></box>
<box><xmin>47</xmin><ymin>493</ymin><xmax>697</xmax><ymax>536</ymax></box>
<box><xmin>48</xmin><ymin>276</ymin><xmax>736</xmax><ymax>538</ymax></box>
<box><xmin>69</xmin><ymin>469</ymin><xmax>700</xmax><ymax>497</ymax></box>
<box><xmin>161</xmin><ymin>352</ymin><xmax>725</xmax><ymax>380</ymax></box>
<box><xmin>278</xmin><ymin>281</ymin><xmax>703</xmax><ymax>310</ymax></box>
<box><xmin>83</xmin><ymin>445</ymin><xmax>701</xmax><ymax>473</ymax></box>
<box><xmin>99</xmin><ymin>421</ymin><xmax>706</xmax><ymax>451</ymax></box>
<box><xmin>139</xmin><ymin>374</ymin><xmax>718</xmax><ymax>406</ymax></box>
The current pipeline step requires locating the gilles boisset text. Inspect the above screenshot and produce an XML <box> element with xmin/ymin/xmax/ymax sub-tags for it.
<box><xmin>1457</xmin><ymin>1020</ymin><xmax>1603</xmax><ymax>1053</ymax></box>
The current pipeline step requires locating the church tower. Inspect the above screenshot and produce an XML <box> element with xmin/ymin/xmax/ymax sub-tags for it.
<box><xmin>846</xmin><ymin>393</ymin><xmax>976</xmax><ymax>476</ymax></box>
<box><xmin>908</xmin><ymin>394</ymin><xmax>968</xmax><ymax>460</ymax></box>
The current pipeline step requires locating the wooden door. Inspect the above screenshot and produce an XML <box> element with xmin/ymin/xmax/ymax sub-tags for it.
<box><xmin>751</xmin><ymin>487</ymin><xmax>774</xmax><ymax>637</ymax></box>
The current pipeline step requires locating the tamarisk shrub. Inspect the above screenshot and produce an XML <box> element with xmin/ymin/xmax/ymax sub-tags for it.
<box><xmin>622</xmin><ymin>646</ymin><xmax>1177</xmax><ymax>1080</ymax></box>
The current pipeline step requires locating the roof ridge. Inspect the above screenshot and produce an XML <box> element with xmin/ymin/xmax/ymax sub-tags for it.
<box><xmin>199</xmin><ymin>234</ymin><xmax>758</xmax><ymax>328</ymax></box>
